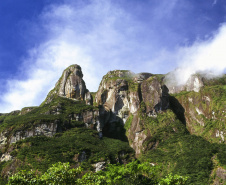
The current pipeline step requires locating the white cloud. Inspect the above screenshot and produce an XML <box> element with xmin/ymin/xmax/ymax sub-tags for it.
<box><xmin>166</xmin><ymin>23</ymin><xmax>226</xmax><ymax>85</ymax></box>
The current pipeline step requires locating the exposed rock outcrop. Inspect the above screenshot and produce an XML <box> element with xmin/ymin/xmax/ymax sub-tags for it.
<box><xmin>95</xmin><ymin>70</ymin><xmax>137</xmax><ymax>125</ymax></box>
<box><xmin>173</xmin><ymin>84</ymin><xmax>226</xmax><ymax>143</ymax></box>
<box><xmin>95</xmin><ymin>70</ymin><xmax>154</xmax><ymax>122</ymax></box>
<box><xmin>19</xmin><ymin>107</ymin><xmax>37</xmax><ymax>115</ymax></box>
<box><xmin>212</xmin><ymin>167</ymin><xmax>226</xmax><ymax>185</ymax></box>
<box><xmin>126</xmin><ymin>114</ymin><xmax>146</xmax><ymax>155</ymax></box>
<box><xmin>94</xmin><ymin>70</ymin><xmax>172</xmax><ymax>155</ymax></box>
<box><xmin>94</xmin><ymin>162</ymin><xmax>106</xmax><ymax>172</ymax></box>
<box><xmin>0</xmin><ymin>65</ymin><xmax>101</xmax><ymax>151</ymax></box>
<box><xmin>9</xmin><ymin>122</ymin><xmax>58</xmax><ymax>144</ymax></box>
<box><xmin>44</xmin><ymin>64</ymin><xmax>92</xmax><ymax>105</ymax></box>
<box><xmin>0</xmin><ymin>122</ymin><xmax>58</xmax><ymax>148</ymax></box>
<box><xmin>141</xmin><ymin>76</ymin><xmax>169</xmax><ymax>114</ymax></box>
<box><xmin>0</xmin><ymin>153</ymin><xmax>12</xmax><ymax>162</ymax></box>
<box><xmin>58</xmin><ymin>65</ymin><xmax>86</xmax><ymax>98</ymax></box>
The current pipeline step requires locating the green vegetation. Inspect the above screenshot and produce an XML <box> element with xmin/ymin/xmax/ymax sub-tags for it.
<box><xmin>124</xmin><ymin>114</ymin><xmax>133</xmax><ymax>132</ymax></box>
<box><xmin>136</xmin><ymin>109</ymin><xmax>226</xmax><ymax>184</ymax></box>
<box><xmin>154</xmin><ymin>74</ymin><xmax>165</xmax><ymax>82</ymax></box>
<box><xmin>134</xmin><ymin>82</ymin><xmax>226</xmax><ymax>184</ymax></box>
<box><xmin>173</xmin><ymin>85</ymin><xmax>226</xmax><ymax>143</ymax></box>
<box><xmin>0</xmin><ymin>96</ymin><xmax>97</xmax><ymax>133</ymax></box>
<box><xmin>141</xmin><ymin>134</ymin><xmax>217</xmax><ymax>184</ymax></box>
<box><xmin>139</xmin><ymin>108</ymin><xmax>188</xmax><ymax>143</ymax></box>
<box><xmin>7</xmin><ymin>128</ymin><xmax>134</xmax><ymax>173</ymax></box>
<box><xmin>101</xmin><ymin>70</ymin><xmax>140</xmax><ymax>92</ymax></box>
<box><xmin>102</xmin><ymin>70</ymin><xmax>133</xmax><ymax>83</ymax></box>
<box><xmin>202</xmin><ymin>75</ymin><xmax>226</xmax><ymax>86</ymax></box>
<box><xmin>121</xmin><ymin>97</ymin><xmax>226</xmax><ymax>184</ymax></box>
<box><xmin>128</xmin><ymin>81</ymin><xmax>139</xmax><ymax>92</ymax></box>
<box><xmin>147</xmin><ymin>75</ymin><xmax>164</xmax><ymax>85</ymax></box>
<box><xmin>8</xmin><ymin>161</ymin><xmax>188</xmax><ymax>185</ymax></box>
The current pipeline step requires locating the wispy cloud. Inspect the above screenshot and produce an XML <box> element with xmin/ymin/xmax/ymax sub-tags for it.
<box><xmin>166</xmin><ymin>23</ymin><xmax>226</xmax><ymax>85</ymax></box>
<box><xmin>213</xmin><ymin>0</ymin><xmax>218</xmax><ymax>6</ymax></box>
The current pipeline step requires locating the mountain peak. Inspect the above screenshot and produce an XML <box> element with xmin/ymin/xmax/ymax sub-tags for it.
<box><xmin>43</xmin><ymin>64</ymin><xmax>92</xmax><ymax>105</ymax></box>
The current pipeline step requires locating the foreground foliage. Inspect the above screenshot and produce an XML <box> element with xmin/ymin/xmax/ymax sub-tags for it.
<box><xmin>8</xmin><ymin>161</ymin><xmax>188</xmax><ymax>185</ymax></box>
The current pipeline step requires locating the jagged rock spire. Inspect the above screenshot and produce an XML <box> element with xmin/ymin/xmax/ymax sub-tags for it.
<box><xmin>57</xmin><ymin>64</ymin><xmax>86</xmax><ymax>99</ymax></box>
<box><xmin>44</xmin><ymin>64</ymin><xmax>92</xmax><ymax>105</ymax></box>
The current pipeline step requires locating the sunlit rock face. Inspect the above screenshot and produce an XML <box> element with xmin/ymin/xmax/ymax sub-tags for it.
<box><xmin>57</xmin><ymin>64</ymin><xmax>87</xmax><ymax>99</ymax></box>
<box><xmin>0</xmin><ymin>122</ymin><xmax>58</xmax><ymax>151</ymax></box>
<box><xmin>126</xmin><ymin>114</ymin><xmax>147</xmax><ymax>156</ymax></box>
<box><xmin>0</xmin><ymin>153</ymin><xmax>12</xmax><ymax>162</ymax></box>
<box><xmin>9</xmin><ymin>122</ymin><xmax>58</xmax><ymax>144</ymax></box>
<box><xmin>213</xmin><ymin>168</ymin><xmax>226</xmax><ymax>184</ymax></box>
<box><xmin>45</xmin><ymin>64</ymin><xmax>92</xmax><ymax>105</ymax></box>
<box><xmin>141</xmin><ymin>76</ymin><xmax>169</xmax><ymax>114</ymax></box>
<box><xmin>94</xmin><ymin>70</ymin><xmax>171</xmax><ymax>155</ymax></box>
<box><xmin>94</xmin><ymin>70</ymin><xmax>146</xmax><ymax>141</ymax></box>
<box><xmin>94</xmin><ymin>70</ymin><xmax>141</xmax><ymax>123</ymax></box>
<box><xmin>186</xmin><ymin>75</ymin><xmax>204</xmax><ymax>92</ymax></box>
<box><xmin>94</xmin><ymin>71</ymin><xmax>158</xmax><ymax>120</ymax></box>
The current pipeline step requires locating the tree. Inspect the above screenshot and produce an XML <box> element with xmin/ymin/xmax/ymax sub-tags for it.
<box><xmin>8</xmin><ymin>161</ymin><xmax>188</xmax><ymax>185</ymax></box>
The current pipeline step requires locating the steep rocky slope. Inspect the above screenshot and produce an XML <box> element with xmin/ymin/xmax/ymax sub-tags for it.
<box><xmin>173</xmin><ymin>84</ymin><xmax>226</xmax><ymax>142</ymax></box>
<box><xmin>94</xmin><ymin>70</ymin><xmax>184</xmax><ymax>155</ymax></box>
<box><xmin>0</xmin><ymin>64</ymin><xmax>226</xmax><ymax>184</ymax></box>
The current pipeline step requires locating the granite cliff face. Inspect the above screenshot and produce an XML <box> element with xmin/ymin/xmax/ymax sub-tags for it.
<box><xmin>44</xmin><ymin>65</ymin><xmax>92</xmax><ymax>105</ymax></box>
<box><xmin>95</xmin><ymin>70</ymin><xmax>139</xmax><ymax>121</ymax></box>
<box><xmin>94</xmin><ymin>70</ymin><xmax>174</xmax><ymax>155</ymax></box>
<box><xmin>93</xmin><ymin>69</ymin><xmax>226</xmax><ymax>156</ymax></box>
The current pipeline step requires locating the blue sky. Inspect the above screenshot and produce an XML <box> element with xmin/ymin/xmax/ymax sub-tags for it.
<box><xmin>0</xmin><ymin>0</ymin><xmax>226</xmax><ymax>113</ymax></box>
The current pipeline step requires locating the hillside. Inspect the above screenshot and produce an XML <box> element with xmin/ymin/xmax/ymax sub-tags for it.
<box><xmin>0</xmin><ymin>64</ymin><xmax>226</xmax><ymax>184</ymax></box>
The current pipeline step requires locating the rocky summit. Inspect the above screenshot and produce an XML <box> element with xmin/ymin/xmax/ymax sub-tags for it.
<box><xmin>44</xmin><ymin>64</ymin><xmax>93</xmax><ymax>105</ymax></box>
<box><xmin>0</xmin><ymin>64</ymin><xmax>226</xmax><ymax>184</ymax></box>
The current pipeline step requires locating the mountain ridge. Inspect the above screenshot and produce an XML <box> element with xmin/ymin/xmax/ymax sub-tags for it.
<box><xmin>0</xmin><ymin>64</ymin><xmax>226</xmax><ymax>184</ymax></box>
